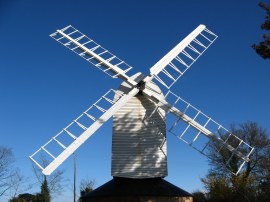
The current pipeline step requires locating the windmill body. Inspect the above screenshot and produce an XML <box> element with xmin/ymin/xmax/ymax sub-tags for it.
<box><xmin>112</xmin><ymin>73</ymin><xmax>167</xmax><ymax>178</ymax></box>
<box><xmin>30</xmin><ymin>24</ymin><xmax>254</xmax><ymax>180</ymax></box>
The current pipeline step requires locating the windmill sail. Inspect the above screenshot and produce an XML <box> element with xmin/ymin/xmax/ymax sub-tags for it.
<box><xmin>146</xmin><ymin>25</ymin><xmax>217</xmax><ymax>89</ymax></box>
<box><xmin>142</xmin><ymin>89</ymin><xmax>254</xmax><ymax>175</ymax></box>
<box><xmin>50</xmin><ymin>25</ymin><xmax>137</xmax><ymax>86</ymax></box>
<box><xmin>30</xmin><ymin>88</ymin><xmax>139</xmax><ymax>175</ymax></box>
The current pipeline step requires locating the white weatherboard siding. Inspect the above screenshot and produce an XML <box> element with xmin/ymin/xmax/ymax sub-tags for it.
<box><xmin>112</xmin><ymin>73</ymin><xmax>167</xmax><ymax>178</ymax></box>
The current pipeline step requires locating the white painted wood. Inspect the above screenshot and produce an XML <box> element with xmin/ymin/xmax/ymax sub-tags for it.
<box><xmin>143</xmin><ymin>24</ymin><xmax>218</xmax><ymax>89</ymax></box>
<box><xmin>52</xmin><ymin>26</ymin><xmax>137</xmax><ymax>87</ymax></box>
<box><xmin>112</xmin><ymin>73</ymin><xmax>167</xmax><ymax>178</ymax></box>
<box><xmin>149</xmin><ymin>25</ymin><xmax>206</xmax><ymax>76</ymax></box>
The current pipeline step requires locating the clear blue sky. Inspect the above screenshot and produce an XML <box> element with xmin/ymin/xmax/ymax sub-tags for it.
<box><xmin>1</xmin><ymin>0</ymin><xmax>269</xmax><ymax>201</ymax></box>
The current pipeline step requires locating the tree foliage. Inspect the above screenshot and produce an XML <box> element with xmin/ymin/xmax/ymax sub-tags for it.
<box><xmin>192</xmin><ymin>190</ymin><xmax>207</xmax><ymax>202</ymax></box>
<box><xmin>9</xmin><ymin>178</ymin><xmax>52</xmax><ymax>202</ymax></box>
<box><xmin>252</xmin><ymin>2</ymin><xmax>270</xmax><ymax>59</ymax></box>
<box><xmin>9</xmin><ymin>193</ymin><xmax>36</xmax><ymax>202</ymax></box>
<box><xmin>79</xmin><ymin>179</ymin><xmax>95</xmax><ymax>198</ymax></box>
<box><xmin>39</xmin><ymin>176</ymin><xmax>50</xmax><ymax>202</ymax></box>
<box><xmin>201</xmin><ymin>121</ymin><xmax>270</xmax><ymax>202</ymax></box>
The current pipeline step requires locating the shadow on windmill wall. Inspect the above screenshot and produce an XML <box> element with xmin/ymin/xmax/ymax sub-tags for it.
<box><xmin>111</xmin><ymin>92</ymin><xmax>168</xmax><ymax>178</ymax></box>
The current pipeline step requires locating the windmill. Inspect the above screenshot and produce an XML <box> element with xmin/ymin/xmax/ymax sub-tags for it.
<box><xmin>30</xmin><ymin>25</ymin><xmax>254</xmax><ymax>182</ymax></box>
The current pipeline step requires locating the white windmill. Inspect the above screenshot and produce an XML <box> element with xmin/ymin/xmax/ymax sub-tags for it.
<box><xmin>30</xmin><ymin>25</ymin><xmax>254</xmax><ymax>182</ymax></box>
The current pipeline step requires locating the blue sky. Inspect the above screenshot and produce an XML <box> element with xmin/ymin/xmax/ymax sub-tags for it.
<box><xmin>1</xmin><ymin>0</ymin><xmax>270</xmax><ymax>201</ymax></box>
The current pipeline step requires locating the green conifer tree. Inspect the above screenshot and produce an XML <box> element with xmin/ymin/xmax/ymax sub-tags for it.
<box><xmin>40</xmin><ymin>176</ymin><xmax>51</xmax><ymax>202</ymax></box>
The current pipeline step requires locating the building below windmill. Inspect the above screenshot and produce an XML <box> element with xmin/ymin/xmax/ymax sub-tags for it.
<box><xmin>80</xmin><ymin>177</ymin><xmax>193</xmax><ymax>202</ymax></box>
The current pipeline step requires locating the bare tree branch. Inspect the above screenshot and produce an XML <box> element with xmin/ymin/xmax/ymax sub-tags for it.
<box><xmin>0</xmin><ymin>146</ymin><xmax>24</xmax><ymax>198</ymax></box>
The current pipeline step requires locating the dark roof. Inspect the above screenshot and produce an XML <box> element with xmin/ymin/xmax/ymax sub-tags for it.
<box><xmin>81</xmin><ymin>177</ymin><xmax>192</xmax><ymax>199</ymax></box>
